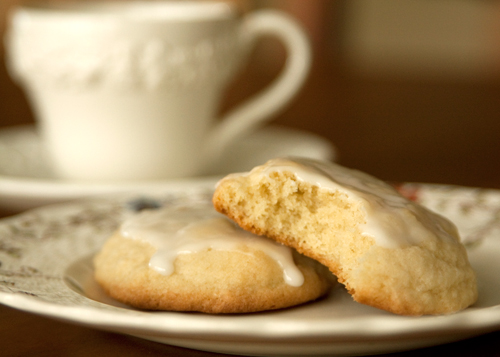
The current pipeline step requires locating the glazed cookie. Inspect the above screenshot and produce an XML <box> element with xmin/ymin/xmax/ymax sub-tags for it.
<box><xmin>213</xmin><ymin>158</ymin><xmax>478</xmax><ymax>316</ymax></box>
<box><xmin>94</xmin><ymin>204</ymin><xmax>334</xmax><ymax>313</ymax></box>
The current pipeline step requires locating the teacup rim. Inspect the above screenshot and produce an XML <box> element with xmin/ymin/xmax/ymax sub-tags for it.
<box><xmin>12</xmin><ymin>1</ymin><xmax>237</xmax><ymax>21</ymax></box>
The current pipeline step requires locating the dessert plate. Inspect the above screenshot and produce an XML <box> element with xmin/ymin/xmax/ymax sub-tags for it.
<box><xmin>1</xmin><ymin>183</ymin><xmax>500</xmax><ymax>356</ymax></box>
<box><xmin>0</xmin><ymin>125</ymin><xmax>335</xmax><ymax>212</ymax></box>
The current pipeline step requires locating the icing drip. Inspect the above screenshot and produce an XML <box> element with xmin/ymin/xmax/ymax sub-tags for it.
<box><xmin>120</xmin><ymin>206</ymin><xmax>304</xmax><ymax>287</ymax></box>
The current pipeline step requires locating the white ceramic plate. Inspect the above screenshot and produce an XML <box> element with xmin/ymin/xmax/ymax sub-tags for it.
<box><xmin>0</xmin><ymin>125</ymin><xmax>335</xmax><ymax>212</ymax></box>
<box><xmin>1</xmin><ymin>183</ymin><xmax>500</xmax><ymax>356</ymax></box>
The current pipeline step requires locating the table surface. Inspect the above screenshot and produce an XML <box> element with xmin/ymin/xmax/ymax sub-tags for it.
<box><xmin>2</xmin><ymin>55</ymin><xmax>500</xmax><ymax>356</ymax></box>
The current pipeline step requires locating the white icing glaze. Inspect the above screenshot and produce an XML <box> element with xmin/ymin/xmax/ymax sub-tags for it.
<box><xmin>120</xmin><ymin>206</ymin><xmax>304</xmax><ymax>287</ymax></box>
<box><xmin>225</xmin><ymin>158</ymin><xmax>459</xmax><ymax>248</ymax></box>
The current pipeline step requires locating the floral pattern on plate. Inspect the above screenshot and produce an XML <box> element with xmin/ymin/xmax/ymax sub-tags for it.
<box><xmin>0</xmin><ymin>189</ymin><xmax>212</xmax><ymax>309</ymax></box>
<box><xmin>396</xmin><ymin>183</ymin><xmax>500</xmax><ymax>246</ymax></box>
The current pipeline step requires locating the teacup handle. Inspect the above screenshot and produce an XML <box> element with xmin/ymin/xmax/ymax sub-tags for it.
<box><xmin>203</xmin><ymin>10</ymin><xmax>311</xmax><ymax>168</ymax></box>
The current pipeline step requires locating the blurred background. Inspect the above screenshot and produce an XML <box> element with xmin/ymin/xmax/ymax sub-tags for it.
<box><xmin>1</xmin><ymin>0</ymin><xmax>500</xmax><ymax>188</ymax></box>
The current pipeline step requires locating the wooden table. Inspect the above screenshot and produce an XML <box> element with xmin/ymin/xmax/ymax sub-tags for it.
<box><xmin>1</xmin><ymin>58</ymin><xmax>500</xmax><ymax>356</ymax></box>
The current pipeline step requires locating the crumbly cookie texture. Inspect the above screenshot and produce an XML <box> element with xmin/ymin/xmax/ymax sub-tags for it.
<box><xmin>94</xmin><ymin>229</ymin><xmax>334</xmax><ymax>314</ymax></box>
<box><xmin>213</xmin><ymin>158</ymin><xmax>478</xmax><ymax>316</ymax></box>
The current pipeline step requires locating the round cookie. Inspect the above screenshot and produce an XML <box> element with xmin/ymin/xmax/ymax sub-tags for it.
<box><xmin>94</xmin><ymin>205</ymin><xmax>334</xmax><ymax>313</ymax></box>
<box><xmin>213</xmin><ymin>158</ymin><xmax>478</xmax><ymax>316</ymax></box>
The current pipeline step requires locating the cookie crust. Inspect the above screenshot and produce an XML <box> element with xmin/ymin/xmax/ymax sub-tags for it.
<box><xmin>94</xmin><ymin>230</ymin><xmax>334</xmax><ymax>313</ymax></box>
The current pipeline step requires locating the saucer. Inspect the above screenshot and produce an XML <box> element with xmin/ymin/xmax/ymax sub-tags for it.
<box><xmin>0</xmin><ymin>125</ymin><xmax>335</xmax><ymax>212</ymax></box>
<box><xmin>1</xmin><ymin>184</ymin><xmax>499</xmax><ymax>356</ymax></box>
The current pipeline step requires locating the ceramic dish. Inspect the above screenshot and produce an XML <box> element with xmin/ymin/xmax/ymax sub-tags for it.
<box><xmin>0</xmin><ymin>124</ymin><xmax>335</xmax><ymax>212</ymax></box>
<box><xmin>1</xmin><ymin>183</ymin><xmax>500</xmax><ymax>356</ymax></box>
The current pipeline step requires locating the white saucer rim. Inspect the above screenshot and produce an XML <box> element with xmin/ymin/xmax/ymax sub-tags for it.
<box><xmin>0</xmin><ymin>124</ymin><xmax>335</xmax><ymax>184</ymax></box>
<box><xmin>0</xmin><ymin>124</ymin><xmax>335</xmax><ymax>212</ymax></box>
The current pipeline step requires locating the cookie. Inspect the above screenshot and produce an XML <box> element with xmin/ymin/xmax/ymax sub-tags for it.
<box><xmin>94</xmin><ymin>204</ymin><xmax>334</xmax><ymax>313</ymax></box>
<box><xmin>213</xmin><ymin>158</ymin><xmax>478</xmax><ymax>315</ymax></box>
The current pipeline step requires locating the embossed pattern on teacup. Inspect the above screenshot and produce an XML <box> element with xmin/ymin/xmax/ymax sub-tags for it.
<box><xmin>8</xmin><ymin>32</ymin><xmax>245</xmax><ymax>90</ymax></box>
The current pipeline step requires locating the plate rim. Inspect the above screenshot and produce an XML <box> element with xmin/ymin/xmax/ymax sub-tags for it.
<box><xmin>1</xmin><ymin>288</ymin><xmax>500</xmax><ymax>341</ymax></box>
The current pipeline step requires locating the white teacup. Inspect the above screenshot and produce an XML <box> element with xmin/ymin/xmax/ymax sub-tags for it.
<box><xmin>5</xmin><ymin>1</ymin><xmax>311</xmax><ymax>181</ymax></box>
